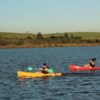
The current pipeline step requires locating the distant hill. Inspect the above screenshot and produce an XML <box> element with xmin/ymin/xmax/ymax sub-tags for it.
<box><xmin>0</xmin><ymin>32</ymin><xmax>100</xmax><ymax>48</ymax></box>
<box><xmin>44</xmin><ymin>32</ymin><xmax>100</xmax><ymax>40</ymax></box>
<box><xmin>0</xmin><ymin>32</ymin><xmax>100</xmax><ymax>39</ymax></box>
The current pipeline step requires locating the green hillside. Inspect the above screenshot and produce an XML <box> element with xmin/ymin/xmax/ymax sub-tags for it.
<box><xmin>0</xmin><ymin>32</ymin><xmax>100</xmax><ymax>40</ymax></box>
<box><xmin>0</xmin><ymin>32</ymin><xmax>100</xmax><ymax>48</ymax></box>
<box><xmin>44</xmin><ymin>32</ymin><xmax>100</xmax><ymax>40</ymax></box>
<box><xmin>0</xmin><ymin>32</ymin><xmax>34</xmax><ymax>39</ymax></box>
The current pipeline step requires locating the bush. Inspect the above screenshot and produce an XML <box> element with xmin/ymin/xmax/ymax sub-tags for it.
<box><xmin>36</xmin><ymin>32</ymin><xmax>44</xmax><ymax>39</ymax></box>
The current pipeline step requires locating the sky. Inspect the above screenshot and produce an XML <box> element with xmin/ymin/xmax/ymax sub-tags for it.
<box><xmin>0</xmin><ymin>0</ymin><xmax>100</xmax><ymax>33</ymax></box>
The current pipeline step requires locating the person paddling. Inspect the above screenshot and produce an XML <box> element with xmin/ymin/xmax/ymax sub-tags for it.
<box><xmin>41</xmin><ymin>63</ymin><xmax>49</xmax><ymax>74</ymax></box>
<box><xmin>36</xmin><ymin>63</ymin><xmax>54</xmax><ymax>74</ymax></box>
<box><xmin>85</xmin><ymin>58</ymin><xmax>96</xmax><ymax>68</ymax></box>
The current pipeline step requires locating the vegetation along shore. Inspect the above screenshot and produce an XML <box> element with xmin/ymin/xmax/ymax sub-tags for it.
<box><xmin>0</xmin><ymin>32</ymin><xmax>100</xmax><ymax>48</ymax></box>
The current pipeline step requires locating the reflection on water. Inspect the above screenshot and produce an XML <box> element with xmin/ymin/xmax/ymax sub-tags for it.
<box><xmin>0</xmin><ymin>46</ymin><xmax>100</xmax><ymax>100</ymax></box>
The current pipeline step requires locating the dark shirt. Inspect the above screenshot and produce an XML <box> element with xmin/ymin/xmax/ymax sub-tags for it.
<box><xmin>89</xmin><ymin>60</ymin><xmax>95</xmax><ymax>67</ymax></box>
<box><xmin>41</xmin><ymin>70</ymin><xmax>48</xmax><ymax>74</ymax></box>
<box><xmin>41</xmin><ymin>67</ymin><xmax>49</xmax><ymax>74</ymax></box>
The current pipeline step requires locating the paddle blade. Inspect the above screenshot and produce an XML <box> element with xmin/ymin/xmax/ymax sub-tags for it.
<box><xmin>48</xmin><ymin>69</ymin><xmax>54</xmax><ymax>73</ymax></box>
<box><xmin>27</xmin><ymin>67</ymin><xmax>33</xmax><ymax>71</ymax></box>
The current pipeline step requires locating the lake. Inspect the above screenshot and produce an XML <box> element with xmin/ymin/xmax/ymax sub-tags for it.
<box><xmin>0</xmin><ymin>46</ymin><xmax>100</xmax><ymax>100</ymax></box>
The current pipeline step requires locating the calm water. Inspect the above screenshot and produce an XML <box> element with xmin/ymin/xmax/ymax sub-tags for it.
<box><xmin>0</xmin><ymin>46</ymin><xmax>100</xmax><ymax>100</ymax></box>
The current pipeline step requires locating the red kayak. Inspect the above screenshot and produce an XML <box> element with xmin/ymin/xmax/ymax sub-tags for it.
<box><xmin>69</xmin><ymin>64</ymin><xmax>100</xmax><ymax>71</ymax></box>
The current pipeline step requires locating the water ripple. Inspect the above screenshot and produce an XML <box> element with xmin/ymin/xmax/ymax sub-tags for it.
<box><xmin>0</xmin><ymin>47</ymin><xmax>100</xmax><ymax>100</ymax></box>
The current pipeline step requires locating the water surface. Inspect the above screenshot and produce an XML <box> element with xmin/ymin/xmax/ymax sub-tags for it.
<box><xmin>0</xmin><ymin>46</ymin><xmax>100</xmax><ymax>100</ymax></box>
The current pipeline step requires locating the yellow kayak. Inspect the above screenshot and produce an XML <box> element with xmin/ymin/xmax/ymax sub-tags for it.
<box><xmin>17</xmin><ymin>71</ymin><xmax>62</xmax><ymax>79</ymax></box>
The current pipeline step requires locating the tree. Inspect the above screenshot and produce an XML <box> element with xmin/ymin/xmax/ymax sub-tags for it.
<box><xmin>49</xmin><ymin>36</ymin><xmax>57</xmax><ymax>39</ymax></box>
<box><xmin>36</xmin><ymin>32</ymin><xmax>44</xmax><ymax>39</ymax></box>
<box><xmin>70</xmin><ymin>34</ymin><xmax>74</xmax><ymax>39</ymax></box>
<box><xmin>27</xmin><ymin>36</ymin><xmax>32</xmax><ymax>40</ymax></box>
<box><xmin>64</xmin><ymin>33</ymin><xmax>69</xmax><ymax>38</ymax></box>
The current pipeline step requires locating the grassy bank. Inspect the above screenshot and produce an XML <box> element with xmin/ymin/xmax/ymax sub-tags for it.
<box><xmin>0</xmin><ymin>32</ymin><xmax>100</xmax><ymax>39</ymax></box>
<box><xmin>44</xmin><ymin>32</ymin><xmax>100</xmax><ymax>39</ymax></box>
<box><xmin>0</xmin><ymin>32</ymin><xmax>100</xmax><ymax>48</ymax></box>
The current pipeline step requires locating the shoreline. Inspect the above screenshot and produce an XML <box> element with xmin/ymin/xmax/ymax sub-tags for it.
<box><xmin>0</xmin><ymin>43</ymin><xmax>100</xmax><ymax>49</ymax></box>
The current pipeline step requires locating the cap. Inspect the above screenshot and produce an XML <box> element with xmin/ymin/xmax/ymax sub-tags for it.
<box><xmin>91</xmin><ymin>58</ymin><xmax>96</xmax><ymax>61</ymax></box>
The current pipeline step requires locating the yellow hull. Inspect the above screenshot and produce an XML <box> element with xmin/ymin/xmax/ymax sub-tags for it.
<box><xmin>17</xmin><ymin>71</ymin><xmax>62</xmax><ymax>79</ymax></box>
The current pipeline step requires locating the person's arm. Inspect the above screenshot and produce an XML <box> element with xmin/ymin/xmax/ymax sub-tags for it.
<box><xmin>35</xmin><ymin>68</ymin><xmax>43</xmax><ymax>70</ymax></box>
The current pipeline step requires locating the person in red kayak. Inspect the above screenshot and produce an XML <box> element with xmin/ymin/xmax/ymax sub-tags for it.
<box><xmin>89</xmin><ymin>58</ymin><xmax>96</xmax><ymax>67</ymax></box>
<box><xmin>85</xmin><ymin>58</ymin><xmax>96</xmax><ymax>68</ymax></box>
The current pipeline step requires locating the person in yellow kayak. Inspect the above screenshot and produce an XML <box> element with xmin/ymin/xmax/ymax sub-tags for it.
<box><xmin>85</xmin><ymin>58</ymin><xmax>96</xmax><ymax>68</ymax></box>
<box><xmin>41</xmin><ymin>63</ymin><xmax>49</xmax><ymax>74</ymax></box>
<box><xmin>36</xmin><ymin>63</ymin><xmax>54</xmax><ymax>74</ymax></box>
